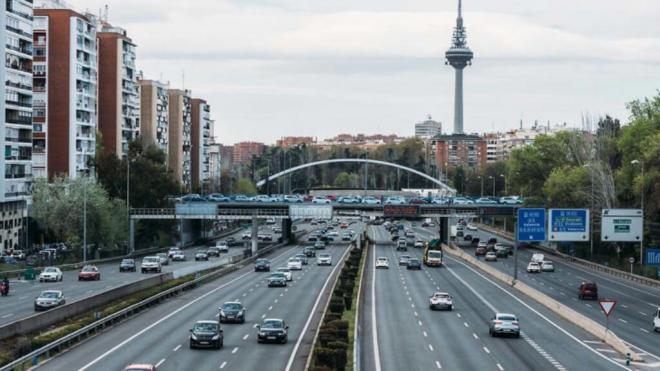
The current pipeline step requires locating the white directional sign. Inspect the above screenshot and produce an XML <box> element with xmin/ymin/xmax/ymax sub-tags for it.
<box><xmin>289</xmin><ymin>204</ymin><xmax>332</xmax><ymax>220</ymax></box>
<box><xmin>598</xmin><ymin>300</ymin><xmax>617</xmax><ymax>317</ymax></box>
<box><xmin>601</xmin><ymin>209</ymin><xmax>643</xmax><ymax>242</ymax></box>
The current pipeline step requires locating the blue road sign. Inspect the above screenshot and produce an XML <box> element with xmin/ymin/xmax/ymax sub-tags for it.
<box><xmin>549</xmin><ymin>209</ymin><xmax>589</xmax><ymax>241</ymax></box>
<box><xmin>517</xmin><ymin>208</ymin><xmax>547</xmax><ymax>242</ymax></box>
<box><xmin>645</xmin><ymin>249</ymin><xmax>660</xmax><ymax>266</ymax></box>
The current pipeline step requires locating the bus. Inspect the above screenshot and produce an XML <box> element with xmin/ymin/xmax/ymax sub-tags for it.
<box><xmin>423</xmin><ymin>239</ymin><xmax>443</xmax><ymax>267</ymax></box>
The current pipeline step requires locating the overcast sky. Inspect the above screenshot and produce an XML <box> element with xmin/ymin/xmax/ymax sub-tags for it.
<box><xmin>64</xmin><ymin>0</ymin><xmax>660</xmax><ymax>144</ymax></box>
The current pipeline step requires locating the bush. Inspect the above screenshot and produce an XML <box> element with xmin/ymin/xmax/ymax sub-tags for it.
<box><xmin>313</xmin><ymin>366</ymin><xmax>333</xmax><ymax>371</ymax></box>
<box><xmin>328</xmin><ymin>341</ymin><xmax>348</xmax><ymax>371</ymax></box>
<box><xmin>327</xmin><ymin>320</ymin><xmax>349</xmax><ymax>341</ymax></box>
<box><xmin>315</xmin><ymin>347</ymin><xmax>336</xmax><ymax>368</ymax></box>
<box><xmin>329</xmin><ymin>300</ymin><xmax>345</xmax><ymax>314</ymax></box>
<box><xmin>323</xmin><ymin>313</ymin><xmax>342</xmax><ymax>324</ymax></box>
<box><xmin>343</xmin><ymin>294</ymin><xmax>353</xmax><ymax>310</ymax></box>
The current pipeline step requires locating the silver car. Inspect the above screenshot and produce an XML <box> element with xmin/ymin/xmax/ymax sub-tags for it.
<box><xmin>34</xmin><ymin>290</ymin><xmax>65</xmax><ymax>311</ymax></box>
<box><xmin>489</xmin><ymin>313</ymin><xmax>520</xmax><ymax>338</ymax></box>
<box><xmin>156</xmin><ymin>252</ymin><xmax>169</xmax><ymax>266</ymax></box>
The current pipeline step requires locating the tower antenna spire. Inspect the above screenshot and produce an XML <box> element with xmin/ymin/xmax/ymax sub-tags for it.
<box><xmin>445</xmin><ymin>0</ymin><xmax>473</xmax><ymax>135</ymax></box>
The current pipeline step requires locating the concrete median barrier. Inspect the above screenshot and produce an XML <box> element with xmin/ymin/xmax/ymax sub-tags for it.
<box><xmin>443</xmin><ymin>243</ymin><xmax>642</xmax><ymax>362</ymax></box>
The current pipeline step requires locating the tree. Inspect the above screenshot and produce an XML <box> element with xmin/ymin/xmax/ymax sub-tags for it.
<box><xmin>235</xmin><ymin>178</ymin><xmax>257</xmax><ymax>195</ymax></box>
<box><xmin>334</xmin><ymin>172</ymin><xmax>351</xmax><ymax>188</ymax></box>
<box><xmin>543</xmin><ymin>166</ymin><xmax>590</xmax><ymax>208</ymax></box>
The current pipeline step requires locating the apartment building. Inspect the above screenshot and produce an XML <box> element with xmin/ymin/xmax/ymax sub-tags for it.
<box><xmin>190</xmin><ymin>98</ymin><xmax>211</xmax><ymax>190</ymax></box>
<box><xmin>33</xmin><ymin>5</ymin><xmax>98</xmax><ymax>179</ymax></box>
<box><xmin>139</xmin><ymin>79</ymin><xmax>169</xmax><ymax>154</ymax></box>
<box><xmin>233</xmin><ymin>142</ymin><xmax>265</xmax><ymax>165</ymax></box>
<box><xmin>414</xmin><ymin>116</ymin><xmax>442</xmax><ymax>139</ymax></box>
<box><xmin>207</xmin><ymin>142</ymin><xmax>222</xmax><ymax>192</ymax></box>
<box><xmin>219</xmin><ymin>144</ymin><xmax>234</xmax><ymax>169</ymax></box>
<box><xmin>433</xmin><ymin>134</ymin><xmax>487</xmax><ymax>173</ymax></box>
<box><xmin>1</xmin><ymin>0</ymin><xmax>34</xmax><ymax>252</ymax></box>
<box><xmin>168</xmin><ymin>89</ymin><xmax>192</xmax><ymax>188</ymax></box>
<box><xmin>276</xmin><ymin>136</ymin><xmax>316</xmax><ymax>148</ymax></box>
<box><xmin>96</xmin><ymin>20</ymin><xmax>139</xmax><ymax>157</ymax></box>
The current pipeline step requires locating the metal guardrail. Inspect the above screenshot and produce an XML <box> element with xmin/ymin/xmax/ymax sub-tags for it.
<box><xmin>0</xmin><ymin>232</ymin><xmax>304</xmax><ymax>371</ymax></box>
<box><xmin>476</xmin><ymin>223</ymin><xmax>660</xmax><ymax>289</ymax></box>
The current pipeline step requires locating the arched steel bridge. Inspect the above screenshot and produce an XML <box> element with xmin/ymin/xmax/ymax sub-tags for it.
<box><xmin>256</xmin><ymin>158</ymin><xmax>456</xmax><ymax>196</ymax></box>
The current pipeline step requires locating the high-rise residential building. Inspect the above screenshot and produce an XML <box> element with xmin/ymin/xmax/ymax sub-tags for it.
<box><xmin>233</xmin><ymin>142</ymin><xmax>265</xmax><ymax>165</ymax></box>
<box><xmin>33</xmin><ymin>4</ymin><xmax>98</xmax><ymax>179</ymax></box>
<box><xmin>207</xmin><ymin>142</ymin><xmax>222</xmax><ymax>192</ymax></box>
<box><xmin>190</xmin><ymin>98</ymin><xmax>211</xmax><ymax>190</ymax></box>
<box><xmin>168</xmin><ymin>89</ymin><xmax>192</xmax><ymax>188</ymax></box>
<box><xmin>219</xmin><ymin>144</ymin><xmax>234</xmax><ymax>169</ymax></box>
<box><xmin>2</xmin><ymin>0</ymin><xmax>34</xmax><ymax>253</ymax></box>
<box><xmin>96</xmin><ymin>19</ymin><xmax>139</xmax><ymax>157</ymax></box>
<box><xmin>139</xmin><ymin>79</ymin><xmax>169</xmax><ymax>154</ymax></box>
<box><xmin>415</xmin><ymin>116</ymin><xmax>442</xmax><ymax>138</ymax></box>
<box><xmin>433</xmin><ymin>134</ymin><xmax>486</xmax><ymax>174</ymax></box>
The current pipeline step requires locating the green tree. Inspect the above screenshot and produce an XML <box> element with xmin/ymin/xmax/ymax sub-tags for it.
<box><xmin>543</xmin><ymin>166</ymin><xmax>590</xmax><ymax>208</ymax></box>
<box><xmin>334</xmin><ymin>172</ymin><xmax>351</xmax><ymax>188</ymax></box>
<box><xmin>235</xmin><ymin>178</ymin><xmax>257</xmax><ymax>195</ymax></box>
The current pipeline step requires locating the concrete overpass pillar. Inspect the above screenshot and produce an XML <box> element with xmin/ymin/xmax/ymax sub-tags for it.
<box><xmin>251</xmin><ymin>213</ymin><xmax>259</xmax><ymax>255</ymax></box>
<box><xmin>281</xmin><ymin>218</ymin><xmax>292</xmax><ymax>242</ymax></box>
<box><xmin>438</xmin><ymin>217</ymin><xmax>449</xmax><ymax>245</ymax></box>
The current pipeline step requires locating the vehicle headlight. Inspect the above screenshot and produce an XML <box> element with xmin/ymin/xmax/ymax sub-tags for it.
<box><xmin>237</xmin><ymin>310</ymin><xmax>244</xmax><ymax>316</ymax></box>
<box><xmin>219</xmin><ymin>309</ymin><xmax>225</xmax><ymax>316</ymax></box>
<box><xmin>191</xmin><ymin>334</ymin><xmax>198</xmax><ymax>340</ymax></box>
<box><xmin>212</xmin><ymin>334</ymin><xmax>220</xmax><ymax>340</ymax></box>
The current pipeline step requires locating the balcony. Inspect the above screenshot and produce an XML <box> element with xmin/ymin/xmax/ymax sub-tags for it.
<box><xmin>6</xmin><ymin>43</ymin><xmax>33</xmax><ymax>56</ymax></box>
<box><xmin>5</xmin><ymin>136</ymin><xmax>32</xmax><ymax>144</ymax></box>
<box><xmin>5</xmin><ymin>172</ymin><xmax>31</xmax><ymax>179</ymax></box>
<box><xmin>6</xmin><ymin>80</ymin><xmax>33</xmax><ymax>91</ymax></box>
<box><xmin>6</xmin><ymin>26</ymin><xmax>32</xmax><ymax>39</ymax></box>
<box><xmin>6</xmin><ymin>100</ymin><xmax>31</xmax><ymax>108</ymax></box>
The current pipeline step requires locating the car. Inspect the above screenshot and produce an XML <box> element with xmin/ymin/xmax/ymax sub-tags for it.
<box><xmin>578</xmin><ymin>282</ymin><xmax>598</xmax><ymax>300</ymax></box>
<box><xmin>475</xmin><ymin>197</ymin><xmax>497</xmax><ymax>204</ymax></box>
<box><xmin>375</xmin><ymin>257</ymin><xmax>389</xmax><ymax>269</ymax></box>
<box><xmin>255</xmin><ymin>259</ymin><xmax>271</xmax><ymax>272</ymax></box>
<box><xmin>167</xmin><ymin>247</ymin><xmax>182</xmax><ymax>259</ymax></box>
<box><xmin>181</xmin><ymin>194</ymin><xmax>206</xmax><ymax>202</ymax></box>
<box><xmin>384</xmin><ymin>196</ymin><xmax>406</xmax><ymax>205</ymax></box>
<box><xmin>429</xmin><ymin>292</ymin><xmax>453</xmax><ymax>311</ymax></box>
<box><xmin>11</xmin><ymin>249</ymin><xmax>25</xmax><ymax>260</ymax></box>
<box><xmin>475</xmin><ymin>247</ymin><xmax>487</xmax><ymax>257</ymax></box>
<box><xmin>405</xmin><ymin>230</ymin><xmax>415</xmax><ymax>238</ymax></box>
<box><xmin>207</xmin><ymin>247</ymin><xmax>221</xmax><ymax>257</ymax></box>
<box><xmin>242</xmin><ymin>232</ymin><xmax>251</xmax><ymax>240</ymax></box>
<box><xmin>78</xmin><ymin>265</ymin><xmax>100</xmax><ymax>281</ymax></box>
<box><xmin>413</xmin><ymin>240</ymin><xmax>425</xmax><ymax>249</ymax></box>
<box><xmin>341</xmin><ymin>232</ymin><xmax>351</xmax><ymax>241</ymax></box>
<box><xmin>219</xmin><ymin>301</ymin><xmax>246</xmax><ymax>323</ymax></box>
<box><xmin>207</xmin><ymin>193</ymin><xmax>231</xmax><ymax>202</ymax></box>
<box><xmin>268</xmin><ymin>272</ymin><xmax>287</xmax><ymax>287</ymax></box>
<box><xmin>484</xmin><ymin>252</ymin><xmax>497</xmax><ymax>262</ymax></box>
<box><xmin>308</xmin><ymin>234</ymin><xmax>318</xmax><ymax>242</ymax></box>
<box><xmin>451</xmin><ymin>197</ymin><xmax>474</xmax><ymax>205</ymax></box>
<box><xmin>398</xmin><ymin>255</ymin><xmax>411</xmax><ymax>266</ymax></box>
<box><xmin>317</xmin><ymin>253</ymin><xmax>332</xmax><ymax>266</ymax></box>
<box><xmin>495</xmin><ymin>248</ymin><xmax>509</xmax><ymax>258</ymax></box>
<box><xmin>362</xmin><ymin>196</ymin><xmax>381</xmax><ymax>205</ymax></box>
<box><xmin>39</xmin><ymin>267</ymin><xmax>63</xmax><ymax>282</ymax></box>
<box><xmin>189</xmin><ymin>320</ymin><xmax>224</xmax><ymax>349</ymax></box>
<box><xmin>287</xmin><ymin>258</ymin><xmax>303</xmax><ymax>270</ymax></box>
<box><xmin>257</xmin><ymin>318</ymin><xmax>289</xmax><ymax>344</ymax></box>
<box><xmin>124</xmin><ymin>364</ymin><xmax>156</xmax><ymax>371</ymax></box>
<box><xmin>226</xmin><ymin>237</ymin><xmax>237</xmax><ymax>246</ymax></box>
<box><xmin>470</xmin><ymin>237</ymin><xmax>481</xmax><ymax>246</ymax></box>
<box><xmin>396</xmin><ymin>240</ymin><xmax>408</xmax><ymax>251</ymax></box>
<box><xmin>303</xmin><ymin>246</ymin><xmax>316</xmax><ymax>257</ymax></box>
<box><xmin>463</xmin><ymin>234</ymin><xmax>473</xmax><ymax>241</ymax></box>
<box><xmin>312</xmin><ymin>196</ymin><xmax>331</xmax><ymax>204</ymax></box>
<box><xmin>541</xmin><ymin>261</ymin><xmax>555</xmax><ymax>272</ymax></box>
<box><xmin>653</xmin><ymin>307</ymin><xmax>660</xmax><ymax>332</ymax></box>
<box><xmin>294</xmin><ymin>254</ymin><xmax>308</xmax><ymax>265</ymax></box>
<box><xmin>216</xmin><ymin>241</ymin><xmax>229</xmax><ymax>253</ymax></box>
<box><xmin>531</xmin><ymin>253</ymin><xmax>544</xmax><ymax>264</ymax></box>
<box><xmin>478</xmin><ymin>241</ymin><xmax>487</xmax><ymax>249</ymax></box>
<box><xmin>314</xmin><ymin>241</ymin><xmax>326</xmax><ymax>250</ymax></box>
<box><xmin>262</xmin><ymin>233</ymin><xmax>274</xmax><ymax>241</ymax></box>
<box><xmin>119</xmin><ymin>258</ymin><xmax>136</xmax><ymax>272</ymax></box>
<box><xmin>172</xmin><ymin>252</ymin><xmax>186</xmax><ymax>261</ymax></box>
<box><xmin>195</xmin><ymin>251</ymin><xmax>209</xmax><ymax>261</ymax></box>
<box><xmin>489</xmin><ymin>313</ymin><xmax>520</xmax><ymax>338</ymax></box>
<box><xmin>155</xmin><ymin>253</ymin><xmax>169</xmax><ymax>266</ymax></box>
<box><xmin>526</xmin><ymin>262</ymin><xmax>541</xmax><ymax>273</ymax></box>
<box><xmin>34</xmin><ymin>290</ymin><xmax>65</xmax><ymax>311</ymax></box>
<box><xmin>466</xmin><ymin>224</ymin><xmax>477</xmax><ymax>231</ymax></box>
<box><xmin>494</xmin><ymin>243</ymin><xmax>513</xmax><ymax>256</ymax></box>
<box><xmin>500</xmin><ymin>196</ymin><xmax>523</xmax><ymax>205</ymax></box>
<box><xmin>141</xmin><ymin>256</ymin><xmax>162</xmax><ymax>273</ymax></box>
<box><xmin>339</xmin><ymin>196</ymin><xmax>359</xmax><ymax>204</ymax></box>
<box><xmin>487</xmin><ymin>237</ymin><xmax>498</xmax><ymax>245</ymax></box>
<box><xmin>407</xmin><ymin>258</ymin><xmax>422</xmax><ymax>270</ymax></box>
<box><xmin>277</xmin><ymin>267</ymin><xmax>293</xmax><ymax>281</ymax></box>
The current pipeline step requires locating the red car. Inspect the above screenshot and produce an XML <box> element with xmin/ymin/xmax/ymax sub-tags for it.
<box><xmin>325</xmin><ymin>195</ymin><xmax>337</xmax><ymax>201</ymax></box>
<box><xmin>78</xmin><ymin>265</ymin><xmax>101</xmax><ymax>281</ymax></box>
<box><xmin>475</xmin><ymin>247</ymin><xmax>487</xmax><ymax>257</ymax></box>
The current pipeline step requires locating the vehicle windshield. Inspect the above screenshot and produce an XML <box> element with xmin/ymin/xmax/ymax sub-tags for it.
<box><xmin>256</xmin><ymin>259</ymin><xmax>268</xmax><ymax>264</ymax></box>
<box><xmin>498</xmin><ymin>315</ymin><xmax>517</xmax><ymax>321</ymax></box>
<box><xmin>262</xmin><ymin>320</ymin><xmax>283</xmax><ymax>329</ymax></box>
<box><xmin>319</xmin><ymin>254</ymin><xmax>330</xmax><ymax>258</ymax></box>
<box><xmin>193</xmin><ymin>322</ymin><xmax>219</xmax><ymax>332</ymax></box>
<box><xmin>39</xmin><ymin>292</ymin><xmax>59</xmax><ymax>299</ymax></box>
<box><xmin>428</xmin><ymin>251</ymin><xmax>442</xmax><ymax>258</ymax></box>
<box><xmin>82</xmin><ymin>267</ymin><xmax>96</xmax><ymax>272</ymax></box>
<box><xmin>121</xmin><ymin>259</ymin><xmax>134</xmax><ymax>264</ymax></box>
<box><xmin>409</xmin><ymin>259</ymin><xmax>420</xmax><ymax>264</ymax></box>
<box><xmin>222</xmin><ymin>303</ymin><xmax>242</xmax><ymax>311</ymax></box>
<box><xmin>145</xmin><ymin>257</ymin><xmax>159</xmax><ymax>263</ymax></box>
<box><xmin>270</xmin><ymin>273</ymin><xmax>285</xmax><ymax>278</ymax></box>
<box><xmin>277</xmin><ymin>268</ymin><xmax>290</xmax><ymax>272</ymax></box>
<box><xmin>400</xmin><ymin>256</ymin><xmax>410</xmax><ymax>260</ymax></box>
<box><xmin>157</xmin><ymin>253</ymin><xmax>166</xmax><ymax>257</ymax></box>
<box><xmin>44</xmin><ymin>267</ymin><xmax>57</xmax><ymax>273</ymax></box>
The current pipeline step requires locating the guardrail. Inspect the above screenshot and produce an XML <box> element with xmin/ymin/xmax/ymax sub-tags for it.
<box><xmin>0</xmin><ymin>231</ymin><xmax>305</xmax><ymax>371</ymax></box>
<box><xmin>475</xmin><ymin>223</ymin><xmax>660</xmax><ymax>289</ymax></box>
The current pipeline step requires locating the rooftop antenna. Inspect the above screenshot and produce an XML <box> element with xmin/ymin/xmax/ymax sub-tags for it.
<box><xmin>103</xmin><ymin>5</ymin><xmax>109</xmax><ymax>22</ymax></box>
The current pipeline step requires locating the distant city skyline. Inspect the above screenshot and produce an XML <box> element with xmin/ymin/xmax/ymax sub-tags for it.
<box><xmin>67</xmin><ymin>0</ymin><xmax>660</xmax><ymax>143</ymax></box>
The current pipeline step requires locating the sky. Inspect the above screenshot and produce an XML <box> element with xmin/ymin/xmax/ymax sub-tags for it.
<box><xmin>63</xmin><ymin>0</ymin><xmax>660</xmax><ymax>144</ymax></box>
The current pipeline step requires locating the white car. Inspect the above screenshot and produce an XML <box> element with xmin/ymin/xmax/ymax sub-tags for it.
<box><xmin>653</xmin><ymin>307</ymin><xmax>660</xmax><ymax>332</ymax></box>
<box><xmin>312</xmin><ymin>196</ymin><xmax>331</xmax><ymax>204</ymax></box>
<box><xmin>11</xmin><ymin>250</ymin><xmax>25</xmax><ymax>260</ymax></box>
<box><xmin>167</xmin><ymin>247</ymin><xmax>182</xmax><ymax>259</ymax></box>
<box><xmin>276</xmin><ymin>267</ymin><xmax>293</xmax><ymax>281</ymax></box>
<box><xmin>466</xmin><ymin>224</ymin><xmax>477</xmax><ymax>231</ymax></box>
<box><xmin>362</xmin><ymin>196</ymin><xmax>381</xmax><ymax>205</ymax></box>
<box><xmin>317</xmin><ymin>253</ymin><xmax>332</xmax><ymax>266</ymax></box>
<box><xmin>156</xmin><ymin>253</ymin><xmax>169</xmax><ymax>266</ymax></box>
<box><xmin>34</xmin><ymin>290</ymin><xmax>65</xmax><ymax>311</ymax></box>
<box><xmin>141</xmin><ymin>256</ymin><xmax>162</xmax><ymax>273</ymax></box>
<box><xmin>429</xmin><ymin>292</ymin><xmax>453</xmax><ymax>311</ymax></box>
<box><xmin>216</xmin><ymin>241</ymin><xmax>229</xmax><ymax>253</ymax></box>
<box><xmin>414</xmin><ymin>240</ymin><xmax>424</xmax><ymax>248</ymax></box>
<box><xmin>375</xmin><ymin>257</ymin><xmax>389</xmax><ymax>269</ymax></box>
<box><xmin>384</xmin><ymin>197</ymin><xmax>406</xmax><ymax>205</ymax></box>
<box><xmin>172</xmin><ymin>252</ymin><xmax>186</xmax><ymax>261</ymax></box>
<box><xmin>39</xmin><ymin>267</ymin><xmax>63</xmax><ymax>282</ymax></box>
<box><xmin>287</xmin><ymin>258</ymin><xmax>303</xmax><ymax>271</ymax></box>
<box><xmin>242</xmin><ymin>232</ymin><xmax>251</xmax><ymax>240</ymax></box>
<box><xmin>527</xmin><ymin>262</ymin><xmax>541</xmax><ymax>273</ymax></box>
<box><xmin>531</xmin><ymin>253</ymin><xmax>544</xmax><ymax>264</ymax></box>
<box><xmin>541</xmin><ymin>261</ymin><xmax>555</xmax><ymax>272</ymax></box>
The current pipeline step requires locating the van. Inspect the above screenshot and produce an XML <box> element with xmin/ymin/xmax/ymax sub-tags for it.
<box><xmin>653</xmin><ymin>308</ymin><xmax>660</xmax><ymax>332</ymax></box>
<box><xmin>578</xmin><ymin>282</ymin><xmax>598</xmax><ymax>300</ymax></box>
<box><xmin>531</xmin><ymin>253</ymin><xmax>544</xmax><ymax>264</ymax></box>
<box><xmin>397</xmin><ymin>239</ymin><xmax>408</xmax><ymax>251</ymax></box>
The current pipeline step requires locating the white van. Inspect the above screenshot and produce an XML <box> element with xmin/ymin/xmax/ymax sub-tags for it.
<box><xmin>654</xmin><ymin>307</ymin><xmax>660</xmax><ymax>332</ymax></box>
<box><xmin>531</xmin><ymin>253</ymin><xmax>544</xmax><ymax>264</ymax></box>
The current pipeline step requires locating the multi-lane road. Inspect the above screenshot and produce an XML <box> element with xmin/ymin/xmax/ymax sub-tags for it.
<box><xmin>361</xmin><ymin>225</ymin><xmax>634</xmax><ymax>371</ymax></box>
<box><xmin>455</xmin><ymin>226</ymin><xmax>660</xmax><ymax>364</ymax></box>
<box><xmin>0</xmin><ymin>225</ymin><xmax>281</xmax><ymax>327</ymax></box>
<box><xmin>35</xmin><ymin>236</ymin><xmax>355</xmax><ymax>371</ymax></box>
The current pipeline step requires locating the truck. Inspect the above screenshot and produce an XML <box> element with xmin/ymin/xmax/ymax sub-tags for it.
<box><xmin>450</xmin><ymin>226</ymin><xmax>458</xmax><ymax>240</ymax></box>
<box><xmin>423</xmin><ymin>239</ymin><xmax>443</xmax><ymax>267</ymax></box>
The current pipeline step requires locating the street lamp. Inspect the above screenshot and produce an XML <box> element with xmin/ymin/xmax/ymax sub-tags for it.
<box><xmin>631</xmin><ymin>159</ymin><xmax>644</xmax><ymax>269</ymax></box>
<box><xmin>489</xmin><ymin>175</ymin><xmax>495</xmax><ymax>197</ymax></box>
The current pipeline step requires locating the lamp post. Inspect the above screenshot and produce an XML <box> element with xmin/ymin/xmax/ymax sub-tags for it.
<box><xmin>631</xmin><ymin>159</ymin><xmax>644</xmax><ymax>269</ymax></box>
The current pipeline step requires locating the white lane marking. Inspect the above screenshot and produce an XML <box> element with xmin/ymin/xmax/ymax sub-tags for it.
<box><xmin>280</xmin><ymin>293</ymin><xmax>284</xmax><ymax>297</ymax></box>
<box><xmin>173</xmin><ymin>344</ymin><xmax>181</xmax><ymax>352</ymax></box>
<box><xmin>472</xmin><ymin>333</ymin><xmax>478</xmax><ymax>340</ymax></box>
<box><xmin>621</xmin><ymin>304</ymin><xmax>628</xmax><ymax>309</ymax></box>
<box><xmin>242</xmin><ymin>293</ymin><xmax>247</xmax><ymax>297</ymax></box>
<box><xmin>285</xmin><ymin>245</ymin><xmax>353</xmax><ymax>371</ymax></box>
<box><xmin>423</xmin><ymin>331</ymin><xmax>428</xmax><ymax>337</ymax></box>
<box><xmin>262</xmin><ymin>314</ymin><xmax>266</xmax><ymax>318</ymax></box>
<box><xmin>274</xmin><ymin>299</ymin><xmax>278</xmax><ymax>303</ymax></box>
<box><xmin>583</xmin><ymin>340</ymin><xmax>602</xmax><ymax>344</ymax></box>
<box><xmin>243</xmin><ymin>334</ymin><xmax>249</xmax><ymax>340</ymax></box>
<box><xmin>18</xmin><ymin>296</ymin><xmax>28</xmax><ymax>300</ymax></box>
<box><xmin>414</xmin><ymin>311</ymin><xmax>418</xmax><ymax>317</ymax></box>
<box><xmin>232</xmin><ymin>347</ymin><xmax>239</xmax><ymax>354</ymax></box>
<box><xmin>411</xmin><ymin>304</ymin><xmax>415</xmax><ymax>308</ymax></box>
<box><xmin>618</xmin><ymin>318</ymin><xmax>628</xmax><ymax>324</ymax></box>
<box><xmin>1</xmin><ymin>313</ymin><xmax>13</xmax><ymax>319</ymax></box>
<box><xmin>456</xmin><ymin>313</ymin><xmax>461</xmax><ymax>318</ymax></box>
<box><xmin>597</xmin><ymin>349</ymin><xmax>617</xmax><ymax>353</ymax></box>
<box><xmin>78</xmin><ymin>244</ymin><xmax>303</xmax><ymax>371</ymax></box>
<box><xmin>463</xmin><ymin>322</ymin><xmax>469</xmax><ymax>328</ymax></box>
<box><xmin>585</xmin><ymin>304</ymin><xmax>592</xmax><ymax>308</ymax></box>
<box><xmin>268</xmin><ymin>306</ymin><xmax>273</xmax><ymax>311</ymax></box>
<box><xmin>560</xmin><ymin>292</ymin><xmax>566</xmax><ymax>296</ymax></box>
<box><xmin>435</xmin><ymin>360</ymin><xmax>442</xmax><ymax>369</ymax></box>
<box><xmin>155</xmin><ymin>358</ymin><xmax>166</xmax><ymax>368</ymax></box>
<box><xmin>640</xmin><ymin>328</ymin><xmax>649</xmax><ymax>334</ymax></box>
<box><xmin>483</xmin><ymin>347</ymin><xmax>490</xmax><ymax>354</ymax></box>
<box><xmin>639</xmin><ymin>311</ymin><xmax>647</xmax><ymax>316</ymax></box>
<box><xmin>497</xmin><ymin>363</ymin><xmax>504</xmax><ymax>371</ymax></box>
<box><xmin>418</xmin><ymin>321</ymin><xmax>423</xmax><ymax>326</ymax></box>
<box><xmin>428</xmin><ymin>344</ymin><xmax>434</xmax><ymax>351</ymax></box>
<box><xmin>253</xmin><ymin>324</ymin><xmax>259</xmax><ymax>328</ymax></box>
<box><xmin>219</xmin><ymin>361</ymin><xmax>227</xmax><ymax>369</ymax></box>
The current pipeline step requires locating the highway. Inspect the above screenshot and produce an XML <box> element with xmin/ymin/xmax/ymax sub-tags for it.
<box><xmin>35</xmin><ymin>228</ymin><xmax>358</xmax><ymax>371</ymax></box>
<box><xmin>448</xmin><ymin>225</ymin><xmax>660</xmax><ymax>364</ymax></box>
<box><xmin>361</xmin><ymin>225</ymin><xmax>631</xmax><ymax>371</ymax></box>
<box><xmin>0</xmin><ymin>225</ymin><xmax>282</xmax><ymax>327</ymax></box>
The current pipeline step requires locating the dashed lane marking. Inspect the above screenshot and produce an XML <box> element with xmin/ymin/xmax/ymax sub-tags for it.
<box><xmin>155</xmin><ymin>359</ymin><xmax>165</xmax><ymax>368</ymax></box>
<box><xmin>232</xmin><ymin>347</ymin><xmax>239</xmax><ymax>354</ymax></box>
<box><xmin>428</xmin><ymin>344</ymin><xmax>434</xmax><ymax>351</ymax></box>
<box><xmin>472</xmin><ymin>333</ymin><xmax>478</xmax><ymax>339</ymax></box>
<box><xmin>483</xmin><ymin>347</ymin><xmax>490</xmax><ymax>354</ymax></box>
<box><xmin>219</xmin><ymin>361</ymin><xmax>227</xmax><ymax>369</ymax></box>
<box><xmin>435</xmin><ymin>360</ymin><xmax>442</xmax><ymax>369</ymax></box>
<box><xmin>243</xmin><ymin>334</ymin><xmax>249</xmax><ymax>340</ymax></box>
<box><xmin>497</xmin><ymin>363</ymin><xmax>504</xmax><ymax>371</ymax></box>
<box><xmin>173</xmin><ymin>344</ymin><xmax>181</xmax><ymax>352</ymax></box>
